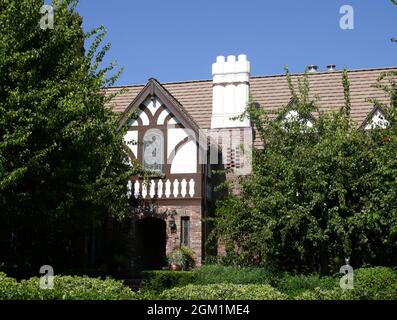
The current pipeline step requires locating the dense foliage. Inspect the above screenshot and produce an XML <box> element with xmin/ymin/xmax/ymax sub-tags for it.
<box><xmin>192</xmin><ymin>264</ymin><xmax>277</xmax><ymax>285</ymax></box>
<box><xmin>0</xmin><ymin>0</ymin><xmax>134</xmax><ymax>274</ymax></box>
<box><xmin>160</xmin><ymin>283</ymin><xmax>288</xmax><ymax>300</ymax></box>
<box><xmin>0</xmin><ymin>272</ymin><xmax>135</xmax><ymax>300</ymax></box>
<box><xmin>2</xmin><ymin>266</ymin><xmax>396</xmax><ymax>300</ymax></box>
<box><xmin>213</xmin><ymin>66</ymin><xmax>397</xmax><ymax>273</ymax></box>
<box><xmin>146</xmin><ymin>265</ymin><xmax>397</xmax><ymax>300</ymax></box>
<box><xmin>352</xmin><ymin>266</ymin><xmax>397</xmax><ymax>300</ymax></box>
<box><xmin>167</xmin><ymin>246</ymin><xmax>196</xmax><ymax>270</ymax></box>
<box><xmin>191</xmin><ymin>265</ymin><xmax>337</xmax><ymax>298</ymax></box>
<box><xmin>141</xmin><ymin>270</ymin><xmax>193</xmax><ymax>293</ymax></box>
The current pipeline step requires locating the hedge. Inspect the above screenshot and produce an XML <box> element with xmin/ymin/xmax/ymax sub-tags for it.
<box><xmin>160</xmin><ymin>284</ymin><xmax>288</xmax><ymax>300</ymax></box>
<box><xmin>191</xmin><ymin>264</ymin><xmax>277</xmax><ymax>286</ymax></box>
<box><xmin>275</xmin><ymin>273</ymin><xmax>338</xmax><ymax>298</ymax></box>
<box><xmin>0</xmin><ymin>273</ymin><xmax>135</xmax><ymax>300</ymax></box>
<box><xmin>352</xmin><ymin>267</ymin><xmax>397</xmax><ymax>300</ymax></box>
<box><xmin>295</xmin><ymin>288</ymin><xmax>354</xmax><ymax>300</ymax></box>
<box><xmin>141</xmin><ymin>270</ymin><xmax>193</xmax><ymax>293</ymax></box>
<box><xmin>296</xmin><ymin>267</ymin><xmax>397</xmax><ymax>300</ymax></box>
<box><xmin>0</xmin><ymin>272</ymin><xmax>20</xmax><ymax>300</ymax></box>
<box><xmin>2</xmin><ymin>266</ymin><xmax>396</xmax><ymax>300</ymax></box>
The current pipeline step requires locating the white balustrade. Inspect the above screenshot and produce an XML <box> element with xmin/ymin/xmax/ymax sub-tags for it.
<box><xmin>129</xmin><ymin>178</ymin><xmax>196</xmax><ymax>199</ymax></box>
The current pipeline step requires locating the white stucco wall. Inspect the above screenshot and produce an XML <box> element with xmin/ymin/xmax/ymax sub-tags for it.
<box><xmin>167</xmin><ymin>128</ymin><xmax>197</xmax><ymax>173</ymax></box>
<box><xmin>170</xmin><ymin>140</ymin><xmax>197</xmax><ymax>173</ymax></box>
<box><xmin>123</xmin><ymin>130</ymin><xmax>138</xmax><ymax>158</ymax></box>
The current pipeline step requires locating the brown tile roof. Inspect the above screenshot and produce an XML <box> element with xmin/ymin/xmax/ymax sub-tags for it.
<box><xmin>105</xmin><ymin>67</ymin><xmax>397</xmax><ymax>134</ymax></box>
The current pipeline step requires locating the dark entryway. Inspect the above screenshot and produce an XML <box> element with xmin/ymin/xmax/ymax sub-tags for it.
<box><xmin>135</xmin><ymin>217</ymin><xmax>166</xmax><ymax>270</ymax></box>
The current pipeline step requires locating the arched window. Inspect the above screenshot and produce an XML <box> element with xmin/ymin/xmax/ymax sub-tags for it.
<box><xmin>142</xmin><ymin>129</ymin><xmax>164</xmax><ymax>173</ymax></box>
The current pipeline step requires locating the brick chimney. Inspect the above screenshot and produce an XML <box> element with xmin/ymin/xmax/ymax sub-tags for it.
<box><xmin>211</xmin><ymin>54</ymin><xmax>251</xmax><ymax>128</ymax></box>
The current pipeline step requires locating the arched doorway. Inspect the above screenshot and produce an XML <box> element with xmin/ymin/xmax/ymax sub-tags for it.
<box><xmin>135</xmin><ymin>217</ymin><xmax>167</xmax><ymax>270</ymax></box>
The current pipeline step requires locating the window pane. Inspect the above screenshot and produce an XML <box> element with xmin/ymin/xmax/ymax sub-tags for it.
<box><xmin>143</xmin><ymin>130</ymin><xmax>163</xmax><ymax>173</ymax></box>
<box><xmin>181</xmin><ymin>217</ymin><xmax>190</xmax><ymax>247</ymax></box>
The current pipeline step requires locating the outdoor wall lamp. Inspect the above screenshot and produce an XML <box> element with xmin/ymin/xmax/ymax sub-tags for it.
<box><xmin>169</xmin><ymin>215</ymin><xmax>177</xmax><ymax>234</ymax></box>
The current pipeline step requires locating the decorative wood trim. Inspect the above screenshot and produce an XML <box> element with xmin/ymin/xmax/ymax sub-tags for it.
<box><xmin>167</xmin><ymin>136</ymin><xmax>191</xmax><ymax>164</ymax></box>
<box><xmin>360</xmin><ymin>105</ymin><xmax>387</xmax><ymax>129</ymax></box>
<box><xmin>118</xmin><ymin>78</ymin><xmax>207</xmax><ymax>151</ymax></box>
<box><xmin>123</xmin><ymin>145</ymin><xmax>137</xmax><ymax>161</ymax></box>
<box><xmin>153</xmin><ymin>104</ymin><xmax>167</xmax><ymax>123</ymax></box>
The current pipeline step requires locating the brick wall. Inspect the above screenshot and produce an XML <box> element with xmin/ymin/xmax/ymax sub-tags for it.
<box><xmin>119</xmin><ymin>202</ymin><xmax>203</xmax><ymax>274</ymax></box>
<box><xmin>159</xmin><ymin>204</ymin><xmax>203</xmax><ymax>266</ymax></box>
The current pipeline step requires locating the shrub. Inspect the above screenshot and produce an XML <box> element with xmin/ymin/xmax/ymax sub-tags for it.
<box><xmin>167</xmin><ymin>247</ymin><xmax>195</xmax><ymax>270</ymax></box>
<box><xmin>192</xmin><ymin>264</ymin><xmax>277</xmax><ymax>285</ymax></box>
<box><xmin>17</xmin><ymin>275</ymin><xmax>135</xmax><ymax>300</ymax></box>
<box><xmin>276</xmin><ymin>273</ymin><xmax>338</xmax><ymax>297</ymax></box>
<box><xmin>179</xmin><ymin>246</ymin><xmax>196</xmax><ymax>269</ymax></box>
<box><xmin>296</xmin><ymin>267</ymin><xmax>397</xmax><ymax>300</ymax></box>
<box><xmin>133</xmin><ymin>289</ymin><xmax>161</xmax><ymax>300</ymax></box>
<box><xmin>0</xmin><ymin>272</ymin><xmax>21</xmax><ymax>299</ymax></box>
<box><xmin>160</xmin><ymin>283</ymin><xmax>288</xmax><ymax>300</ymax></box>
<box><xmin>353</xmin><ymin>267</ymin><xmax>397</xmax><ymax>300</ymax></box>
<box><xmin>295</xmin><ymin>288</ymin><xmax>354</xmax><ymax>300</ymax></box>
<box><xmin>141</xmin><ymin>270</ymin><xmax>193</xmax><ymax>293</ymax></box>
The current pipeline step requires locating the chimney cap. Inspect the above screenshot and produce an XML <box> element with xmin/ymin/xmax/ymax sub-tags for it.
<box><xmin>327</xmin><ymin>64</ymin><xmax>336</xmax><ymax>71</ymax></box>
<box><xmin>307</xmin><ymin>65</ymin><xmax>319</xmax><ymax>73</ymax></box>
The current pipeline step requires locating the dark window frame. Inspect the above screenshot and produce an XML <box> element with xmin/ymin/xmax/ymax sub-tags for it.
<box><xmin>180</xmin><ymin>216</ymin><xmax>190</xmax><ymax>247</ymax></box>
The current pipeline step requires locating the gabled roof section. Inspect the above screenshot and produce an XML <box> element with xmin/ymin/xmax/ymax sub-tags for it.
<box><xmin>361</xmin><ymin>105</ymin><xmax>389</xmax><ymax>130</ymax></box>
<box><xmin>105</xmin><ymin>66</ymin><xmax>397</xmax><ymax>146</ymax></box>
<box><xmin>118</xmin><ymin>78</ymin><xmax>201</xmax><ymax>135</ymax></box>
<box><xmin>276</xmin><ymin>98</ymin><xmax>316</xmax><ymax>122</ymax></box>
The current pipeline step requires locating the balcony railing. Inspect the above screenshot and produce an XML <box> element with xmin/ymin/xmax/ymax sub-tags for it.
<box><xmin>127</xmin><ymin>178</ymin><xmax>197</xmax><ymax>199</ymax></box>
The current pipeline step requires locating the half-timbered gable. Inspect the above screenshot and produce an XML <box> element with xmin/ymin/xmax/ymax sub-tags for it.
<box><xmin>117</xmin><ymin>78</ymin><xmax>208</xmax><ymax>271</ymax></box>
<box><xmin>120</xmin><ymin>78</ymin><xmax>205</xmax><ymax>201</ymax></box>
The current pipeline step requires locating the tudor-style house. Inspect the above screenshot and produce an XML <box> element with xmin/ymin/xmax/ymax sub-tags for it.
<box><xmin>105</xmin><ymin>55</ymin><xmax>396</xmax><ymax>273</ymax></box>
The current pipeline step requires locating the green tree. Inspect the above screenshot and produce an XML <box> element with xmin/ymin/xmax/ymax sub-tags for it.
<box><xmin>0</xmin><ymin>0</ymin><xmax>134</xmax><ymax>273</ymax></box>
<box><xmin>213</xmin><ymin>68</ymin><xmax>397</xmax><ymax>273</ymax></box>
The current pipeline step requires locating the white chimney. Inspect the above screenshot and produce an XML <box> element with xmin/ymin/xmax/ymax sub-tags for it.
<box><xmin>211</xmin><ymin>54</ymin><xmax>251</xmax><ymax>128</ymax></box>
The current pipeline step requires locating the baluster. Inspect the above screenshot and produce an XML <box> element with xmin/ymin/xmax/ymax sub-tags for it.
<box><xmin>142</xmin><ymin>182</ymin><xmax>148</xmax><ymax>198</ymax></box>
<box><xmin>134</xmin><ymin>180</ymin><xmax>140</xmax><ymax>198</ymax></box>
<box><xmin>165</xmin><ymin>179</ymin><xmax>171</xmax><ymax>198</ymax></box>
<box><xmin>157</xmin><ymin>179</ymin><xmax>163</xmax><ymax>198</ymax></box>
<box><xmin>126</xmin><ymin>180</ymin><xmax>132</xmax><ymax>198</ymax></box>
<box><xmin>173</xmin><ymin>179</ymin><xmax>179</xmax><ymax>198</ymax></box>
<box><xmin>181</xmin><ymin>179</ymin><xmax>187</xmax><ymax>197</ymax></box>
<box><xmin>189</xmin><ymin>178</ymin><xmax>195</xmax><ymax>197</ymax></box>
<box><xmin>149</xmin><ymin>179</ymin><xmax>156</xmax><ymax>198</ymax></box>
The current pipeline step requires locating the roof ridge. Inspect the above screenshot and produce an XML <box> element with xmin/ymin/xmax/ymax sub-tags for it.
<box><xmin>106</xmin><ymin>66</ymin><xmax>397</xmax><ymax>88</ymax></box>
<box><xmin>251</xmin><ymin>66</ymin><xmax>397</xmax><ymax>79</ymax></box>
<box><xmin>106</xmin><ymin>84</ymin><xmax>145</xmax><ymax>89</ymax></box>
<box><xmin>150</xmin><ymin>79</ymin><xmax>201</xmax><ymax>132</ymax></box>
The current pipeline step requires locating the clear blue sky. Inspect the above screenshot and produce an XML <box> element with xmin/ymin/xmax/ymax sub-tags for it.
<box><xmin>75</xmin><ymin>0</ymin><xmax>397</xmax><ymax>86</ymax></box>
